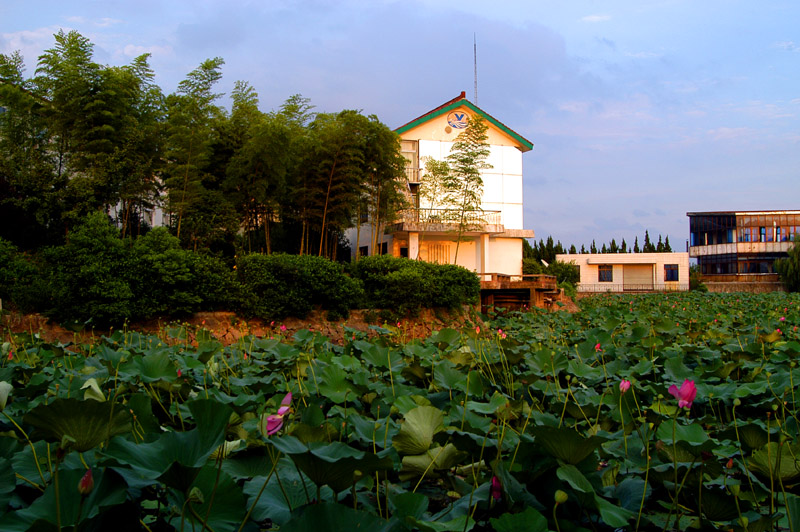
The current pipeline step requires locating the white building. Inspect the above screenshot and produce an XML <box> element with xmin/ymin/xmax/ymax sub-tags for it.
<box><xmin>349</xmin><ymin>92</ymin><xmax>535</xmax><ymax>277</ymax></box>
<box><xmin>555</xmin><ymin>252</ymin><xmax>690</xmax><ymax>292</ymax></box>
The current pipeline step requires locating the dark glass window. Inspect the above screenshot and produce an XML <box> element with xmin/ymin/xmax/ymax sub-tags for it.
<box><xmin>665</xmin><ymin>264</ymin><xmax>679</xmax><ymax>282</ymax></box>
<box><xmin>598</xmin><ymin>265</ymin><xmax>613</xmax><ymax>283</ymax></box>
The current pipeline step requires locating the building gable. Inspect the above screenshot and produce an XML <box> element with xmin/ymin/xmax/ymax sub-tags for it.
<box><xmin>395</xmin><ymin>92</ymin><xmax>533</xmax><ymax>152</ymax></box>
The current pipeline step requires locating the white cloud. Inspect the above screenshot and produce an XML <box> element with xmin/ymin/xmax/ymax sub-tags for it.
<box><xmin>95</xmin><ymin>18</ymin><xmax>122</xmax><ymax>28</ymax></box>
<box><xmin>706</xmin><ymin>127</ymin><xmax>753</xmax><ymax>141</ymax></box>
<box><xmin>0</xmin><ymin>27</ymin><xmax>65</xmax><ymax>69</ymax></box>
<box><xmin>581</xmin><ymin>14</ymin><xmax>611</xmax><ymax>23</ymax></box>
<box><xmin>121</xmin><ymin>43</ymin><xmax>173</xmax><ymax>59</ymax></box>
<box><xmin>774</xmin><ymin>41</ymin><xmax>799</xmax><ymax>52</ymax></box>
<box><xmin>625</xmin><ymin>51</ymin><xmax>660</xmax><ymax>59</ymax></box>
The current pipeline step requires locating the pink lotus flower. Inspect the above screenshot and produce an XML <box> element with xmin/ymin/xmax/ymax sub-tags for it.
<box><xmin>490</xmin><ymin>475</ymin><xmax>502</xmax><ymax>501</ymax></box>
<box><xmin>177</xmin><ymin>369</ymin><xmax>182</xmax><ymax>378</ymax></box>
<box><xmin>7</xmin><ymin>351</ymin><xmax>12</xmax><ymax>361</ymax></box>
<box><xmin>77</xmin><ymin>469</ymin><xmax>94</xmax><ymax>496</ymax></box>
<box><xmin>668</xmin><ymin>379</ymin><xmax>697</xmax><ymax>409</ymax></box>
<box><xmin>475</xmin><ymin>326</ymin><xmax>481</xmax><ymax>334</ymax></box>
<box><xmin>595</xmin><ymin>343</ymin><xmax>602</xmax><ymax>352</ymax></box>
<box><xmin>619</xmin><ymin>379</ymin><xmax>631</xmax><ymax>394</ymax></box>
<box><xmin>780</xmin><ymin>316</ymin><xmax>785</xmax><ymax>321</ymax></box>
<box><xmin>280</xmin><ymin>325</ymin><xmax>287</xmax><ymax>332</ymax></box>
<box><xmin>263</xmin><ymin>392</ymin><xmax>292</xmax><ymax>436</ymax></box>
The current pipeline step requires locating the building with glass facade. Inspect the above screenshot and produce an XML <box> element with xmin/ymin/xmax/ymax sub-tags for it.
<box><xmin>687</xmin><ymin>210</ymin><xmax>799</xmax><ymax>275</ymax></box>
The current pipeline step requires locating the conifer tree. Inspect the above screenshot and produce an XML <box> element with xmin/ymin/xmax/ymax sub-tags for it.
<box><xmin>621</xmin><ymin>239</ymin><xmax>627</xmax><ymax>253</ymax></box>
<box><xmin>633</xmin><ymin>236</ymin><xmax>640</xmax><ymax>253</ymax></box>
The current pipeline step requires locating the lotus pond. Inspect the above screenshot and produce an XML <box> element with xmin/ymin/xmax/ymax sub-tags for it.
<box><xmin>1</xmin><ymin>291</ymin><xmax>800</xmax><ymax>531</ymax></box>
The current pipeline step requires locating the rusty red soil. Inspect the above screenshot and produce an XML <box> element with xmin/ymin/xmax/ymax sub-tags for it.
<box><xmin>1</xmin><ymin>308</ymin><xmax>483</xmax><ymax>347</ymax></box>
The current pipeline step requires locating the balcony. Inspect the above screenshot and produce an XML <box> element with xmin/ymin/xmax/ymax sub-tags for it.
<box><xmin>389</xmin><ymin>208</ymin><xmax>504</xmax><ymax>234</ymax></box>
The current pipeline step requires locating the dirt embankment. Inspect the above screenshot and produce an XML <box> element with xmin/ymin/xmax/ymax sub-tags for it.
<box><xmin>1</xmin><ymin>308</ymin><xmax>483</xmax><ymax>347</ymax></box>
<box><xmin>2</xmin><ymin>296</ymin><xmax>578</xmax><ymax>347</ymax></box>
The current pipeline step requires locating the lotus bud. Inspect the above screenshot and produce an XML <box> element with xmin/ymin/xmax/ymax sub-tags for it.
<box><xmin>188</xmin><ymin>487</ymin><xmax>204</xmax><ymax>504</ymax></box>
<box><xmin>77</xmin><ymin>469</ymin><xmax>94</xmax><ymax>496</ymax></box>
<box><xmin>733</xmin><ymin>398</ymin><xmax>741</xmax><ymax>407</ymax></box>
<box><xmin>554</xmin><ymin>490</ymin><xmax>568</xmax><ymax>504</ymax></box>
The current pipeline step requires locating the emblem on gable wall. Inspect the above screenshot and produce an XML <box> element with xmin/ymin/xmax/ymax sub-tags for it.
<box><xmin>446</xmin><ymin>111</ymin><xmax>469</xmax><ymax>129</ymax></box>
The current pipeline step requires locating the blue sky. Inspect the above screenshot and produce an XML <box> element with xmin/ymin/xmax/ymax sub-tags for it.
<box><xmin>2</xmin><ymin>0</ymin><xmax>799</xmax><ymax>251</ymax></box>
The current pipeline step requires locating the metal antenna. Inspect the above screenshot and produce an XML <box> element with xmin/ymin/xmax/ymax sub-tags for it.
<box><xmin>473</xmin><ymin>33</ymin><xmax>478</xmax><ymax>105</ymax></box>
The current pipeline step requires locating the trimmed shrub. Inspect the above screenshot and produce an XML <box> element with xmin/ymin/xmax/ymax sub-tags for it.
<box><xmin>237</xmin><ymin>253</ymin><xmax>361</xmax><ymax>320</ymax></box>
<box><xmin>0</xmin><ymin>238</ymin><xmax>47</xmax><ymax>312</ymax></box>
<box><xmin>350</xmin><ymin>255</ymin><xmax>480</xmax><ymax>316</ymax></box>
<box><xmin>43</xmin><ymin>213</ymin><xmax>136</xmax><ymax>326</ymax></box>
<box><xmin>129</xmin><ymin>228</ymin><xmax>238</xmax><ymax>318</ymax></box>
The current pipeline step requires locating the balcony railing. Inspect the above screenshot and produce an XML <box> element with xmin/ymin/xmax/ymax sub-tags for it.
<box><xmin>577</xmin><ymin>283</ymin><xmax>686</xmax><ymax>293</ymax></box>
<box><xmin>394</xmin><ymin>208</ymin><xmax>502</xmax><ymax>226</ymax></box>
<box><xmin>405</xmin><ymin>166</ymin><xmax>421</xmax><ymax>183</ymax></box>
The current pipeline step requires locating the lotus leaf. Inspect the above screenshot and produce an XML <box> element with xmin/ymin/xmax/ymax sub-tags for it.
<box><xmin>24</xmin><ymin>398</ymin><xmax>131</xmax><ymax>452</ymax></box>
<box><xmin>392</xmin><ymin>406</ymin><xmax>444</xmax><ymax>455</ymax></box>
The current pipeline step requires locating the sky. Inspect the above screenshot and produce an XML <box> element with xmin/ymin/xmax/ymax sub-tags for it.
<box><xmin>2</xmin><ymin>0</ymin><xmax>799</xmax><ymax>251</ymax></box>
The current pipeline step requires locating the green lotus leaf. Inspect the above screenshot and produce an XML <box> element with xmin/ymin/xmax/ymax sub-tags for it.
<box><xmin>270</xmin><ymin>437</ymin><xmax>393</xmax><ymax>493</ymax></box>
<box><xmin>389</xmin><ymin>491</ymin><xmax>429</xmax><ymax>521</ymax></box>
<box><xmin>433</xmin><ymin>359</ymin><xmax>467</xmax><ymax>391</ymax></box>
<box><xmin>168</xmin><ymin>465</ymin><xmax>247</xmax><ymax>531</ymax></box>
<box><xmin>80</xmin><ymin>377</ymin><xmax>106</xmax><ymax>402</ymax></box>
<box><xmin>490</xmin><ymin>507</ymin><xmax>548</xmax><ymax>532</ymax></box>
<box><xmin>101</xmin><ymin>398</ymin><xmax>232</xmax><ymax>484</ymax></box>
<box><xmin>748</xmin><ymin>442</ymin><xmax>800</xmax><ymax>481</ymax></box>
<box><xmin>557</xmin><ymin>463</ymin><xmax>595</xmax><ymax>493</ymax></box>
<box><xmin>594</xmin><ymin>494</ymin><xmax>634</xmax><ymax>528</ymax></box>
<box><xmin>401</xmin><ymin>443</ymin><xmax>465</xmax><ymax>479</ymax></box>
<box><xmin>700</xmin><ymin>486</ymin><xmax>741</xmax><ymax>521</ymax></box>
<box><xmin>0</xmin><ymin>381</ymin><xmax>12</xmax><ymax>410</ymax></box>
<box><xmin>281</xmin><ymin>502</ymin><xmax>399</xmax><ymax>532</ymax></box>
<box><xmin>243</xmin><ymin>466</ymin><xmax>315</xmax><ymax>526</ymax></box>
<box><xmin>24</xmin><ymin>398</ymin><xmax>131</xmax><ymax>452</ymax></box>
<box><xmin>529</xmin><ymin>425</ymin><xmax>607</xmax><ymax>465</ymax></box>
<box><xmin>14</xmin><ymin>467</ymin><xmax>127</xmax><ymax>528</ymax></box>
<box><xmin>656</xmin><ymin>422</ymin><xmax>710</xmax><ymax>446</ymax></box>
<box><xmin>119</xmin><ymin>351</ymin><xmax>177</xmax><ymax>382</ymax></box>
<box><xmin>392</xmin><ymin>406</ymin><xmax>444</xmax><ymax>455</ymax></box>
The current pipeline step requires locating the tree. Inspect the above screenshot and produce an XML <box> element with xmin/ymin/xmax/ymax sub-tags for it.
<box><xmin>360</xmin><ymin>116</ymin><xmax>408</xmax><ymax>257</ymax></box>
<box><xmin>633</xmin><ymin>237</ymin><xmax>640</xmax><ymax>253</ymax></box>
<box><xmin>0</xmin><ymin>50</ymin><xmax>61</xmax><ymax>247</ymax></box>
<box><xmin>568</xmin><ymin>244</ymin><xmax>577</xmax><ymax>254</ymax></box>
<box><xmin>163</xmin><ymin>57</ymin><xmax>226</xmax><ymax>244</ymax></box>
<box><xmin>775</xmin><ymin>235</ymin><xmax>800</xmax><ymax>292</ymax></box>
<box><xmin>523</xmin><ymin>238</ymin><xmax>536</xmax><ymax>259</ymax></box>
<box><xmin>224</xmin><ymin>85</ymin><xmax>295</xmax><ymax>253</ymax></box>
<box><xmin>590</xmin><ymin>240</ymin><xmax>597</xmax><ymax>254</ymax></box>
<box><xmin>621</xmin><ymin>239</ymin><xmax>627</xmax><ymax>253</ymax></box>
<box><xmin>446</xmin><ymin>115</ymin><xmax>491</xmax><ymax>263</ymax></box>
<box><xmin>664</xmin><ymin>236</ymin><xmax>672</xmax><ymax>252</ymax></box>
<box><xmin>609</xmin><ymin>238</ymin><xmax>619</xmax><ymax>253</ymax></box>
<box><xmin>643</xmin><ymin>230</ymin><xmax>655</xmax><ymax>252</ymax></box>
<box><xmin>656</xmin><ymin>234</ymin><xmax>664</xmax><ymax>252</ymax></box>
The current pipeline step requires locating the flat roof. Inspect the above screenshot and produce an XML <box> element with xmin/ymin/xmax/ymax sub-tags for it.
<box><xmin>687</xmin><ymin>210</ymin><xmax>800</xmax><ymax>216</ymax></box>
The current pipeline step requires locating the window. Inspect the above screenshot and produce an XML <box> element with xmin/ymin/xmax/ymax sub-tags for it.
<box><xmin>598</xmin><ymin>265</ymin><xmax>613</xmax><ymax>283</ymax></box>
<box><xmin>359</xmin><ymin>246</ymin><xmax>368</xmax><ymax>257</ymax></box>
<box><xmin>664</xmin><ymin>264</ymin><xmax>679</xmax><ymax>282</ymax></box>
